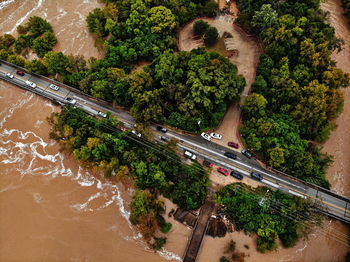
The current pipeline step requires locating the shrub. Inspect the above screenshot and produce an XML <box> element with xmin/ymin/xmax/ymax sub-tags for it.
<box><xmin>193</xmin><ymin>20</ymin><xmax>209</xmax><ymax>35</ymax></box>
<box><xmin>204</xmin><ymin>26</ymin><xmax>218</xmax><ymax>46</ymax></box>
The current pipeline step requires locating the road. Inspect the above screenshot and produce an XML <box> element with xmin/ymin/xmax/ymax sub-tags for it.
<box><xmin>0</xmin><ymin>59</ymin><xmax>349</xmax><ymax>224</ymax></box>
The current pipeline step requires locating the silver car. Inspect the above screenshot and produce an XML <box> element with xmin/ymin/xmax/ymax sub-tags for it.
<box><xmin>25</xmin><ymin>80</ymin><xmax>36</xmax><ymax>88</ymax></box>
<box><xmin>49</xmin><ymin>84</ymin><xmax>60</xmax><ymax>91</ymax></box>
<box><xmin>97</xmin><ymin>111</ymin><xmax>107</xmax><ymax>118</ymax></box>
<box><xmin>6</xmin><ymin>73</ymin><xmax>14</xmax><ymax>78</ymax></box>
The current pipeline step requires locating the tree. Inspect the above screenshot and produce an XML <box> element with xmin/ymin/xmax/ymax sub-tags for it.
<box><xmin>243</xmin><ymin>93</ymin><xmax>268</xmax><ymax>119</ymax></box>
<box><xmin>43</xmin><ymin>51</ymin><xmax>69</xmax><ymax>75</ymax></box>
<box><xmin>268</xmin><ymin>147</ymin><xmax>285</xmax><ymax>167</ymax></box>
<box><xmin>24</xmin><ymin>16</ymin><xmax>53</xmax><ymax>38</ymax></box>
<box><xmin>193</xmin><ymin>20</ymin><xmax>209</xmax><ymax>36</ymax></box>
<box><xmin>148</xmin><ymin>6</ymin><xmax>177</xmax><ymax>34</ymax></box>
<box><xmin>6</xmin><ymin>54</ymin><xmax>26</xmax><ymax>67</ymax></box>
<box><xmin>252</xmin><ymin>4</ymin><xmax>278</xmax><ymax>32</ymax></box>
<box><xmin>25</xmin><ymin>59</ymin><xmax>48</xmax><ymax>75</ymax></box>
<box><xmin>32</xmin><ymin>31</ymin><xmax>57</xmax><ymax>57</ymax></box>
<box><xmin>86</xmin><ymin>8</ymin><xmax>108</xmax><ymax>37</ymax></box>
<box><xmin>0</xmin><ymin>34</ymin><xmax>15</xmax><ymax>49</ymax></box>
<box><xmin>204</xmin><ymin>26</ymin><xmax>218</xmax><ymax>46</ymax></box>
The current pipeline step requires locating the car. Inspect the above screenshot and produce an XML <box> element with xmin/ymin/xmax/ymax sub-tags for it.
<box><xmin>228</xmin><ymin>141</ymin><xmax>239</xmax><ymax>149</ymax></box>
<box><xmin>156</xmin><ymin>126</ymin><xmax>167</xmax><ymax>133</ymax></box>
<box><xmin>65</xmin><ymin>97</ymin><xmax>77</xmax><ymax>105</ymax></box>
<box><xmin>131</xmin><ymin>130</ymin><xmax>142</xmax><ymax>137</ymax></box>
<box><xmin>250</xmin><ymin>172</ymin><xmax>263</xmax><ymax>181</ymax></box>
<box><xmin>16</xmin><ymin>70</ymin><xmax>25</xmax><ymax>76</ymax></box>
<box><xmin>159</xmin><ymin>135</ymin><xmax>169</xmax><ymax>142</ymax></box>
<box><xmin>230</xmin><ymin>170</ymin><xmax>243</xmax><ymax>180</ymax></box>
<box><xmin>217</xmin><ymin>167</ymin><xmax>229</xmax><ymax>176</ymax></box>
<box><xmin>48</xmin><ymin>83</ymin><xmax>60</xmax><ymax>91</ymax></box>
<box><xmin>184</xmin><ymin>150</ymin><xmax>196</xmax><ymax>160</ymax></box>
<box><xmin>201</xmin><ymin>132</ymin><xmax>211</xmax><ymax>141</ymax></box>
<box><xmin>210</xmin><ymin>132</ymin><xmax>222</xmax><ymax>139</ymax></box>
<box><xmin>97</xmin><ymin>111</ymin><xmax>107</xmax><ymax>118</ymax></box>
<box><xmin>203</xmin><ymin>159</ymin><xmax>213</xmax><ymax>168</ymax></box>
<box><xmin>25</xmin><ymin>80</ymin><xmax>36</xmax><ymax>88</ymax></box>
<box><xmin>224</xmin><ymin>151</ymin><xmax>237</xmax><ymax>160</ymax></box>
<box><xmin>6</xmin><ymin>73</ymin><xmax>14</xmax><ymax>78</ymax></box>
<box><xmin>241</xmin><ymin>149</ymin><xmax>252</xmax><ymax>159</ymax></box>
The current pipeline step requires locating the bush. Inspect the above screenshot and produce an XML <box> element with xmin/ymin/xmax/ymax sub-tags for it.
<box><xmin>153</xmin><ymin>237</ymin><xmax>166</xmax><ymax>250</ymax></box>
<box><xmin>204</xmin><ymin>26</ymin><xmax>218</xmax><ymax>46</ymax></box>
<box><xmin>193</xmin><ymin>20</ymin><xmax>209</xmax><ymax>35</ymax></box>
<box><xmin>160</xmin><ymin>221</ymin><xmax>172</xmax><ymax>233</ymax></box>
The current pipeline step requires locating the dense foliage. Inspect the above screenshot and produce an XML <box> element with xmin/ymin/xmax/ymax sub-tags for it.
<box><xmin>49</xmin><ymin>106</ymin><xmax>209</xmax><ymax>241</ymax></box>
<box><xmin>86</xmin><ymin>0</ymin><xmax>218</xmax><ymax>71</ymax></box>
<box><xmin>216</xmin><ymin>183</ymin><xmax>320</xmax><ymax>253</ymax></box>
<box><xmin>15</xmin><ymin>16</ymin><xmax>57</xmax><ymax>57</ymax></box>
<box><xmin>236</xmin><ymin>0</ymin><xmax>349</xmax><ymax>187</ymax></box>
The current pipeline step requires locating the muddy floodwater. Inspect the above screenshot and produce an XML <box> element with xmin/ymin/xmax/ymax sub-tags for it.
<box><xmin>0</xmin><ymin>83</ymin><xmax>190</xmax><ymax>261</ymax></box>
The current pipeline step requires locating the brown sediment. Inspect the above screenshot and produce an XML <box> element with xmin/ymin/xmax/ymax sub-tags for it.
<box><xmin>321</xmin><ymin>0</ymin><xmax>350</xmax><ymax>197</ymax></box>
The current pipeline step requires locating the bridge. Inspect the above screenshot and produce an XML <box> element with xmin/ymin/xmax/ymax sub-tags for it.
<box><xmin>0</xmin><ymin>59</ymin><xmax>349</xmax><ymax>225</ymax></box>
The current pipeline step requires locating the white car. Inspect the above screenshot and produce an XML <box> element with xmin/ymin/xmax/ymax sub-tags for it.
<box><xmin>97</xmin><ymin>111</ymin><xmax>107</xmax><ymax>118</ymax></box>
<box><xmin>25</xmin><ymin>80</ymin><xmax>36</xmax><ymax>88</ymax></box>
<box><xmin>131</xmin><ymin>130</ymin><xmax>141</xmax><ymax>137</ymax></box>
<box><xmin>65</xmin><ymin>97</ymin><xmax>77</xmax><ymax>105</ymax></box>
<box><xmin>210</xmin><ymin>132</ymin><xmax>222</xmax><ymax>140</ymax></box>
<box><xmin>49</xmin><ymin>84</ymin><xmax>60</xmax><ymax>91</ymax></box>
<box><xmin>201</xmin><ymin>132</ymin><xmax>211</xmax><ymax>141</ymax></box>
<box><xmin>184</xmin><ymin>150</ymin><xmax>197</xmax><ymax>160</ymax></box>
<box><xmin>6</xmin><ymin>73</ymin><xmax>14</xmax><ymax>78</ymax></box>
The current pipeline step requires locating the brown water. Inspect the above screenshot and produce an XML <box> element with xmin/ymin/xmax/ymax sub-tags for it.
<box><xmin>321</xmin><ymin>0</ymin><xmax>350</xmax><ymax>197</ymax></box>
<box><xmin>0</xmin><ymin>0</ymin><xmax>104</xmax><ymax>58</ymax></box>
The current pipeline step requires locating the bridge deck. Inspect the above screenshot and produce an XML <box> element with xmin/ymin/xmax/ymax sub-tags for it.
<box><xmin>183</xmin><ymin>200</ymin><xmax>215</xmax><ymax>262</ymax></box>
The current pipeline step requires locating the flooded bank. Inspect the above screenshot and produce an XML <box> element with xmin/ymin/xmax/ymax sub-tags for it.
<box><xmin>321</xmin><ymin>0</ymin><xmax>350</xmax><ymax>197</ymax></box>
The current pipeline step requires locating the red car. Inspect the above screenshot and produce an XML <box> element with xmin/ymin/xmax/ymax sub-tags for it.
<box><xmin>217</xmin><ymin>167</ymin><xmax>229</xmax><ymax>176</ymax></box>
<box><xmin>228</xmin><ymin>141</ymin><xmax>239</xmax><ymax>149</ymax></box>
<box><xmin>16</xmin><ymin>70</ymin><xmax>25</xmax><ymax>76</ymax></box>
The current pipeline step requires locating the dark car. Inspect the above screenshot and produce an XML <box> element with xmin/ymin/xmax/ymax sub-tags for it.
<box><xmin>203</xmin><ymin>159</ymin><xmax>213</xmax><ymax>168</ymax></box>
<box><xmin>250</xmin><ymin>172</ymin><xmax>263</xmax><ymax>181</ymax></box>
<box><xmin>159</xmin><ymin>135</ymin><xmax>169</xmax><ymax>142</ymax></box>
<box><xmin>230</xmin><ymin>170</ymin><xmax>243</xmax><ymax>180</ymax></box>
<box><xmin>228</xmin><ymin>141</ymin><xmax>239</xmax><ymax>149</ymax></box>
<box><xmin>16</xmin><ymin>70</ymin><xmax>25</xmax><ymax>76</ymax></box>
<box><xmin>156</xmin><ymin>126</ymin><xmax>167</xmax><ymax>133</ymax></box>
<box><xmin>241</xmin><ymin>149</ymin><xmax>252</xmax><ymax>159</ymax></box>
<box><xmin>224</xmin><ymin>151</ymin><xmax>237</xmax><ymax>160</ymax></box>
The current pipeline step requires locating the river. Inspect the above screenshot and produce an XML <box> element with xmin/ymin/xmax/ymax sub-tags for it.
<box><xmin>0</xmin><ymin>0</ymin><xmax>349</xmax><ymax>262</ymax></box>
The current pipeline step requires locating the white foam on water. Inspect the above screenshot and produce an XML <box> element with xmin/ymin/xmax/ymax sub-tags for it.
<box><xmin>6</xmin><ymin>0</ymin><xmax>45</xmax><ymax>34</ymax></box>
<box><xmin>0</xmin><ymin>0</ymin><xmax>15</xmax><ymax>10</ymax></box>
<box><xmin>157</xmin><ymin>249</ymin><xmax>182</xmax><ymax>261</ymax></box>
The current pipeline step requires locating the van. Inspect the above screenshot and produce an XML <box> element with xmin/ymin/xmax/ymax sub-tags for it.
<box><xmin>250</xmin><ymin>172</ymin><xmax>263</xmax><ymax>181</ymax></box>
<box><xmin>184</xmin><ymin>150</ymin><xmax>196</xmax><ymax>160</ymax></box>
